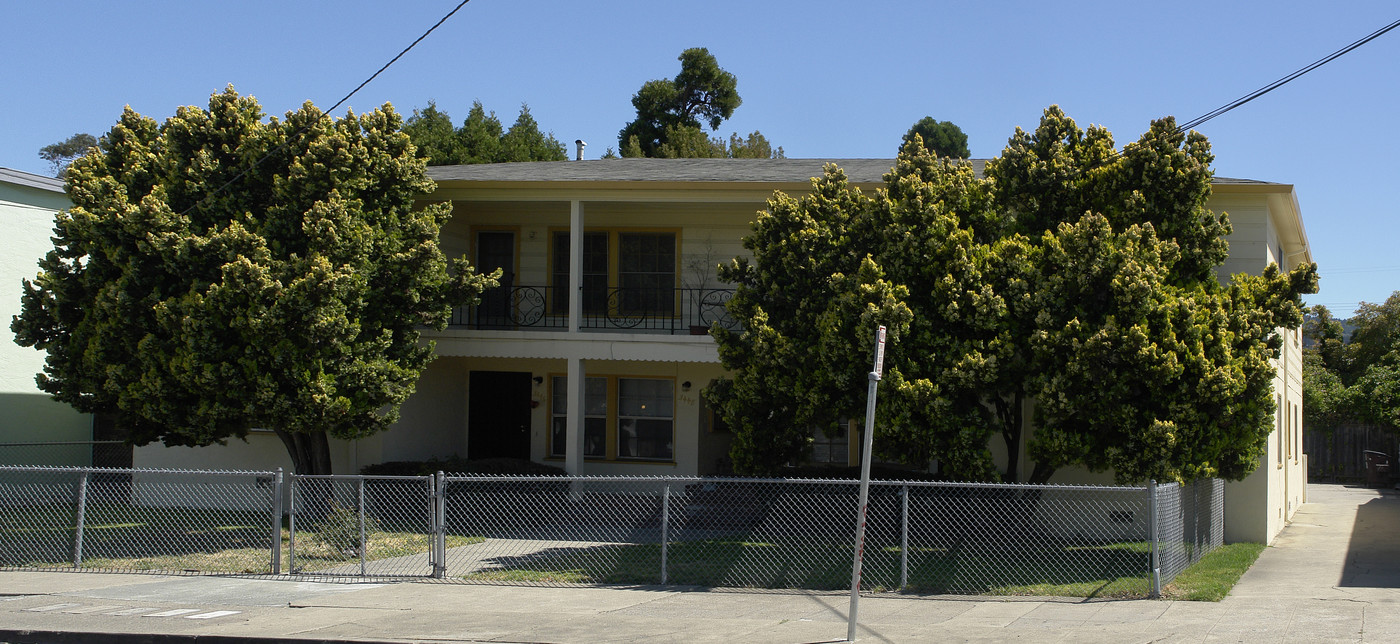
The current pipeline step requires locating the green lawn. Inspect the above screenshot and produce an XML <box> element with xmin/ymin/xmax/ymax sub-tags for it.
<box><xmin>1162</xmin><ymin>543</ymin><xmax>1265</xmax><ymax>601</ymax></box>
<box><xmin>462</xmin><ymin>537</ymin><xmax>1155</xmax><ymax>597</ymax></box>
<box><xmin>0</xmin><ymin>502</ymin><xmax>477</xmax><ymax>574</ymax></box>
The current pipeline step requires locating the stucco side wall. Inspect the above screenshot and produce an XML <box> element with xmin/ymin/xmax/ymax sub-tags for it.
<box><xmin>0</xmin><ymin>181</ymin><xmax>92</xmax><ymax>458</ymax></box>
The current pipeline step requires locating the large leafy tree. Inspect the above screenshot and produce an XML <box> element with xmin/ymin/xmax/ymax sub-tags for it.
<box><xmin>403</xmin><ymin>100</ymin><xmax>565</xmax><ymax>165</ymax></box>
<box><xmin>712</xmin><ymin>106</ymin><xmax>1316</xmax><ymax>484</ymax></box>
<box><xmin>617</xmin><ymin>48</ymin><xmax>781</xmax><ymax>159</ymax></box>
<box><xmin>12</xmin><ymin>87</ymin><xmax>495</xmax><ymax>474</ymax></box>
<box><xmin>902</xmin><ymin>117</ymin><xmax>970</xmax><ymax>158</ymax></box>
<box><xmin>38</xmin><ymin>132</ymin><xmax>98</xmax><ymax>176</ymax></box>
<box><xmin>1304</xmin><ymin>295</ymin><xmax>1400</xmax><ymax>434</ymax></box>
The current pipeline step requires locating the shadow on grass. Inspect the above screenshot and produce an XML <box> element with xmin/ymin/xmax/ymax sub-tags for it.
<box><xmin>460</xmin><ymin>537</ymin><xmax>1152</xmax><ymax>597</ymax></box>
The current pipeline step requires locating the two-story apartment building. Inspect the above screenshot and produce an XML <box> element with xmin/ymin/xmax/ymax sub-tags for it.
<box><xmin>131</xmin><ymin>157</ymin><xmax>1311</xmax><ymax>543</ymax></box>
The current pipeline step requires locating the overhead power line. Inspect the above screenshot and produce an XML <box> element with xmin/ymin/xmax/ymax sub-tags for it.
<box><xmin>1178</xmin><ymin>17</ymin><xmax>1400</xmax><ymax>132</ymax></box>
<box><xmin>324</xmin><ymin>0</ymin><xmax>472</xmax><ymax>116</ymax></box>
<box><xmin>180</xmin><ymin>0</ymin><xmax>473</xmax><ymax>216</ymax></box>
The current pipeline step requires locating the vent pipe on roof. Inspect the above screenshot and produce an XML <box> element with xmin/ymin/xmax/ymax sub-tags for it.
<box><xmin>574</xmin><ymin>139</ymin><xmax>587</xmax><ymax>161</ymax></box>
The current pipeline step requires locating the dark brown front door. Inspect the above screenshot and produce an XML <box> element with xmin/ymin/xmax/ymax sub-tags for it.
<box><xmin>475</xmin><ymin>231</ymin><xmax>515</xmax><ymax>327</ymax></box>
<box><xmin>467</xmin><ymin>371</ymin><xmax>532</xmax><ymax>460</ymax></box>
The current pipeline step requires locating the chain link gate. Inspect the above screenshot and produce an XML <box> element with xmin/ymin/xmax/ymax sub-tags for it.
<box><xmin>286</xmin><ymin>473</ymin><xmax>445</xmax><ymax>579</ymax></box>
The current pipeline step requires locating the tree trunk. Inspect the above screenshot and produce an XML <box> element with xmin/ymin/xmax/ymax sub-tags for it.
<box><xmin>273</xmin><ymin>429</ymin><xmax>333</xmax><ymax>475</ymax></box>
<box><xmin>1027</xmin><ymin>461</ymin><xmax>1056</xmax><ymax>485</ymax></box>
<box><xmin>997</xmin><ymin>393</ymin><xmax>1023</xmax><ymax>483</ymax></box>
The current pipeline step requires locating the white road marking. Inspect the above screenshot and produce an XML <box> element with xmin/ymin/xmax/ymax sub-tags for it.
<box><xmin>185</xmin><ymin>610</ymin><xmax>241</xmax><ymax>619</ymax></box>
<box><xmin>105</xmin><ymin>607</ymin><xmax>159</xmax><ymax>615</ymax></box>
<box><xmin>143</xmin><ymin>608</ymin><xmax>201</xmax><ymax>617</ymax></box>
<box><xmin>62</xmin><ymin>605</ymin><xmax>123</xmax><ymax>614</ymax></box>
<box><xmin>24</xmin><ymin>603</ymin><xmax>80</xmax><ymax>612</ymax></box>
<box><xmin>1</xmin><ymin>596</ymin><xmax>32</xmax><ymax>602</ymax></box>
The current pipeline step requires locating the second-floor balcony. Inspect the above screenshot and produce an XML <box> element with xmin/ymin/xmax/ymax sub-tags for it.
<box><xmin>450</xmin><ymin>286</ymin><xmax>738</xmax><ymax>335</ymax></box>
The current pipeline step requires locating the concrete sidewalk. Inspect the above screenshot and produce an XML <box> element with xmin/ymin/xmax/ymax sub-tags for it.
<box><xmin>2</xmin><ymin>482</ymin><xmax>1398</xmax><ymax>643</ymax></box>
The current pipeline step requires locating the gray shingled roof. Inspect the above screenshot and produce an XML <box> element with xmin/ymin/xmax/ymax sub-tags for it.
<box><xmin>427</xmin><ymin>158</ymin><xmax>1272</xmax><ymax>186</ymax></box>
<box><xmin>429</xmin><ymin>158</ymin><xmax>979</xmax><ymax>184</ymax></box>
<box><xmin>0</xmin><ymin>167</ymin><xmax>64</xmax><ymax>192</ymax></box>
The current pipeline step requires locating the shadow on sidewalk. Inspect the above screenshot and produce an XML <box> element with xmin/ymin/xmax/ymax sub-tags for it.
<box><xmin>1340</xmin><ymin>492</ymin><xmax>1400</xmax><ymax>587</ymax></box>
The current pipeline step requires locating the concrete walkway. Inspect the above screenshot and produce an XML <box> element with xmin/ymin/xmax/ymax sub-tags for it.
<box><xmin>1</xmin><ymin>482</ymin><xmax>1398</xmax><ymax>643</ymax></box>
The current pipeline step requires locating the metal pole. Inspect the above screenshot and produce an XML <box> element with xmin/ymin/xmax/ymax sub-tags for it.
<box><xmin>271</xmin><ymin>469</ymin><xmax>283</xmax><ymax>575</ymax></box>
<box><xmin>72</xmin><ymin>469</ymin><xmax>90</xmax><ymax>568</ymax></box>
<box><xmin>358</xmin><ymin>477</ymin><xmax>367</xmax><ymax>576</ymax></box>
<box><xmin>1148</xmin><ymin>479</ymin><xmax>1161</xmax><ymax>598</ymax></box>
<box><xmin>661</xmin><ymin>483</ymin><xmax>671</xmax><ymax>585</ymax></box>
<box><xmin>900</xmin><ymin>484</ymin><xmax>909</xmax><ymax>590</ymax></box>
<box><xmin>433</xmin><ymin>472</ymin><xmax>447</xmax><ymax>579</ymax></box>
<box><xmin>847</xmin><ymin>325</ymin><xmax>887</xmax><ymax>642</ymax></box>
<box><xmin>847</xmin><ymin>371</ymin><xmax>881</xmax><ymax>642</ymax></box>
<box><xmin>288</xmin><ymin>474</ymin><xmax>298</xmax><ymax>574</ymax></box>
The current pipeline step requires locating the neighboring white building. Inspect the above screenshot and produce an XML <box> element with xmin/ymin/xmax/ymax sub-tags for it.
<box><xmin>0</xmin><ymin>167</ymin><xmax>94</xmax><ymax>465</ymax></box>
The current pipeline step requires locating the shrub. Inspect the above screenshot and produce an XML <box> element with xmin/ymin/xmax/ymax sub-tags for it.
<box><xmin>360</xmin><ymin>457</ymin><xmax>567</xmax><ymax>477</ymax></box>
<box><xmin>313</xmin><ymin>502</ymin><xmax>378</xmax><ymax>555</ymax></box>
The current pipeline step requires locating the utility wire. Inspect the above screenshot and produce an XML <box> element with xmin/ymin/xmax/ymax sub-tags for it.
<box><xmin>1178</xmin><ymin>17</ymin><xmax>1400</xmax><ymax>132</ymax></box>
<box><xmin>180</xmin><ymin>0</ymin><xmax>472</xmax><ymax>216</ymax></box>
<box><xmin>323</xmin><ymin>0</ymin><xmax>472</xmax><ymax>116</ymax></box>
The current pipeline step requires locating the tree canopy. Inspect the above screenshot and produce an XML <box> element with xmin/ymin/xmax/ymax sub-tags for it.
<box><xmin>711</xmin><ymin>106</ymin><xmax>1317</xmax><ymax>484</ymax></box>
<box><xmin>403</xmin><ymin>100</ymin><xmax>566</xmax><ymax>165</ymax></box>
<box><xmin>12</xmin><ymin>87</ymin><xmax>495</xmax><ymax>474</ymax></box>
<box><xmin>617</xmin><ymin>48</ymin><xmax>782</xmax><ymax>159</ymax></box>
<box><xmin>902</xmin><ymin>117</ymin><xmax>970</xmax><ymax>158</ymax></box>
<box><xmin>38</xmin><ymin>132</ymin><xmax>98</xmax><ymax>176</ymax></box>
<box><xmin>1304</xmin><ymin>295</ymin><xmax>1400</xmax><ymax>434</ymax></box>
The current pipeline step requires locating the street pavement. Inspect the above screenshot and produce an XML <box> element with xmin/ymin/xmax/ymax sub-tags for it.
<box><xmin>1</xmin><ymin>482</ymin><xmax>1398</xmax><ymax>643</ymax></box>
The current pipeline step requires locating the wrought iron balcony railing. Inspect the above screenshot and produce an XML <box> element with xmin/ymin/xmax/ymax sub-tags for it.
<box><xmin>449</xmin><ymin>286</ymin><xmax>738</xmax><ymax>335</ymax></box>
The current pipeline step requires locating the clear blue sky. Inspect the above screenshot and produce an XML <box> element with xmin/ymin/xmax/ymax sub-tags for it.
<box><xmin>3</xmin><ymin>1</ymin><xmax>1395</xmax><ymax>317</ymax></box>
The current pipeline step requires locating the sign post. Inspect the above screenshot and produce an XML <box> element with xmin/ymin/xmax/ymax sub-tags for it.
<box><xmin>847</xmin><ymin>324</ymin><xmax>886</xmax><ymax>642</ymax></box>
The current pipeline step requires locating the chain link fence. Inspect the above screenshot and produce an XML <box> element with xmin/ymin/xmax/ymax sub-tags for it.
<box><xmin>0</xmin><ymin>466</ymin><xmax>280</xmax><ymax>575</ymax></box>
<box><xmin>1153</xmin><ymin>478</ymin><xmax>1225</xmax><ymax>587</ymax></box>
<box><xmin>0</xmin><ymin>466</ymin><xmax>1224</xmax><ymax>597</ymax></box>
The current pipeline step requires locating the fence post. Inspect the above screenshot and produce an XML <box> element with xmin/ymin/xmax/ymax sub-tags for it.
<box><xmin>358</xmin><ymin>476</ymin><xmax>367</xmax><ymax>576</ymax></box>
<box><xmin>900</xmin><ymin>484</ymin><xmax>909</xmax><ymax>590</ymax></box>
<box><xmin>432</xmin><ymin>471</ymin><xmax>446</xmax><ymax>579</ymax></box>
<box><xmin>1148</xmin><ymin>479</ymin><xmax>1161</xmax><ymax>598</ymax></box>
<box><xmin>288</xmin><ymin>473</ymin><xmax>298</xmax><ymax>574</ymax></box>
<box><xmin>71</xmin><ymin>469</ymin><xmax>90</xmax><ymax>568</ymax></box>
<box><xmin>661</xmin><ymin>482</ymin><xmax>670</xmax><ymax>585</ymax></box>
<box><xmin>271</xmin><ymin>469</ymin><xmax>283</xmax><ymax>575</ymax></box>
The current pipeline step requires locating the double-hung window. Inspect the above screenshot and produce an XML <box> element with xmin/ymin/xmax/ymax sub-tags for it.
<box><xmin>550</xmin><ymin>376</ymin><xmax>606</xmax><ymax>458</ymax></box>
<box><xmin>617</xmin><ymin>233</ymin><xmax>676</xmax><ymax>316</ymax></box>
<box><xmin>549</xmin><ymin>230</ymin><xmax>677</xmax><ymax>319</ymax></box>
<box><xmin>810</xmin><ymin>423</ymin><xmax>850</xmax><ymax>465</ymax></box>
<box><xmin>549</xmin><ymin>376</ymin><xmax>675</xmax><ymax>461</ymax></box>
<box><xmin>616</xmin><ymin>378</ymin><xmax>674</xmax><ymax>460</ymax></box>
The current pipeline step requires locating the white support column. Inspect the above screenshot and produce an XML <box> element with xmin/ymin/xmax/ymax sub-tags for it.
<box><xmin>565</xmin><ymin>356</ymin><xmax>585</xmax><ymax>475</ymax></box>
<box><xmin>569</xmin><ymin>200</ymin><xmax>583</xmax><ymax>334</ymax></box>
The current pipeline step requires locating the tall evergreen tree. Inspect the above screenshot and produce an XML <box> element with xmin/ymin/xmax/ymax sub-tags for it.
<box><xmin>12</xmin><ymin>87</ymin><xmax>495</xmax><ymax>474</ymax></box>
<box><xmin>902</xmin><ymin>117</ymin><xmax>970</xmax><ymax>158</ymax></box>
<box><xmin>712</xmin><ymin>106</ymin><xmax>1316</xmax><ymax>484</ymax></box>
<box><xmin>403</xmin><ymin>101</ymin><xmax>564</xmax><ymax>165</ymax></box>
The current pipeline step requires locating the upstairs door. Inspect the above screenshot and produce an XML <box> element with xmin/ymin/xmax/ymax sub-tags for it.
<box><xmin>475</xmin><ymin>231</ymin><xmax>516</xmax><ymax>327</ymax></box>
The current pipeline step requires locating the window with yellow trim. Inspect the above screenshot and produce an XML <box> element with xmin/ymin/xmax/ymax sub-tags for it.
<box><xmin>549</xmin><ymin>375</ymin><xmax>675</xmax><ymax>462</ymax></box>
<box><xmin>550</xmin><ymin>376</ymin><xmax>606</xmax><ymax>458</ymax></box>
<box><xmin>617</xmin><ymin>378</ymin><xmax>674</xmax><ymax>460</ymax></box>
<box><xmin>549</xmin><ymin>230</ymin><xmax>678</xmax><ymax>317</ymax></box>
